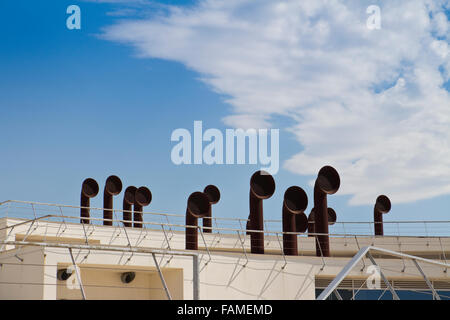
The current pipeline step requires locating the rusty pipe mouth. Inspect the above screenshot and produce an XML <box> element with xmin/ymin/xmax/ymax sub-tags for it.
<box><xmin>316</xmin><ymin>166</ymin><xmax>340</xmax><ymax>194</ymax></box>
<box><xmin>204</xmin><ymin>185</ymin><xmax>220</xmax><ymax>204</ymax></box>
<box><xmin>375</xmin><ymin>195</ymin><xmax>391</xmax><ymax>214</ymax></box>
<box><xmin>135</xmin><ymin>186</ymin><xmax>152</xmax><ymax>207</ymax></box>
<box><xmin>123</xmin><ymin>186</ymin><xmax>137</xmax><ymax>205</ymax></box>
<box><xmin>327</xmin><ymin>207</ymin><xmax>337</xmax><ymax>225</ymax></box>
<box><xmin>82</xmin><ymin>178</ymin><xmax>99</xmax><ymax>198</ymax></box>
<box><xmin>105</xmin><ymin>175</ymin><xmax>123</xmax><ymax>196</ymax></box>
<box><xmin>308</xmin><ymin>207</ymin><xmax>336</xmax><ymax>224</ymax></box>
<box><xmin>283</xmin><ymin>186</ymin><xmax>308</xmax><ymax>214</ymax></box>
<box><xmin>187</xmin><ymin>192</ymin><xmax>210</xmax><ymax>218</ymax></box>
<box><xmin>295</xmin><ymin>213</ymin><xmax>308</xmax><ymax>232</ymax></box>
<box><xmin>250</xmin><ymin>170</ymin><xmax>275</xmax><ymax>199</ymax></box>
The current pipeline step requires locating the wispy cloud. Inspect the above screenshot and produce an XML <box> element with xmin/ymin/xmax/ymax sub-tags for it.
<box><xmin>101</xmin><ymin>0</ymin><xmax>450</xmax><ymax>205</ymax></box>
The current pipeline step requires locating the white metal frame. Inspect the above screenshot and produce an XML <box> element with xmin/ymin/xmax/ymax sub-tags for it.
<box><xmin>317</xmin><ymin>246</ymin><xmax>450</xmax><ymax>300</ymax></box>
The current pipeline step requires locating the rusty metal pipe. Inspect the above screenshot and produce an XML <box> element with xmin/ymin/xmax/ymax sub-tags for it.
<box><xmin>374</xmin><ymin>195</ymin><xmax>391</xmax><ymax>236</ymax></box>
<box><xmin>307</xmin><ymin>207</ymin><xmax>337</xmax><ymax>237</ymax></box>
<box><xmin>282</xmin><ymin>186</ymin><xmax>308</xmax><ymax>256</ymax></box>
<box><xmin>186</xmin><ymin>192</ymin><xmax>211</xmax><ymax>250</ymax></box>
<box><xmin>134</xmin><ymin>186</ymin><xmax>152</xmax><ymax>228</ymax></box>
<box><xmin>123</xmin><ymin>186</ymin><xmax>137</xmax><ymax>228</ymax></box>
<box><xmin>202</xmin><ymin>185</ymin><xmax>220</xmax><ymax>233</ymax></box>
<box><xmin>80</xmin><ymin>178</ymin><xmax>99</xmax><ymax>224</ymax></box>
<box><xmin>248</xmin><ymin>170</ymin><xmax>275</xmax><ymax>254</ymax></box>
<box><xmin>103</xmin><ymin>175</ymin><xmax>123</xmax><ymax>226</ymax></box>
<box><xmin>314</xmin><ymin>166</ymin><xmax>340</xmax><ymax>257</ymax></box>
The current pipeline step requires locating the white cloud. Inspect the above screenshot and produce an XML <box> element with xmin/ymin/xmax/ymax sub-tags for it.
<box><xmin>101</xmin><ymin>0</ymin><xmax>450</xmax><ymax>205</ymax></box>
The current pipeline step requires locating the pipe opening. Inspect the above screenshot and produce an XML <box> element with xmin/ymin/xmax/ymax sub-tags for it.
<box><xmin>295</xmin><ymin>213</ymin><xmax>308</xmax><ymax>233</ymax></box>
<box><xmin>123</xmin><ymin>186</ymin><xmax>137</xmax><ymax>205</ymax></box>
<box><xmin>123</xmin><ymin>186</ymin><xmax>137</xmax><ymax>228</ymax></box>
<box><xmin>134</xmin><ymin>186</ymin><xmax>152</xmax><ymax>228</ymax></box>
<box><xmin>82</xmin><ymin>178</ymin><xmax>99</xmax><ymax>198</ymax></box>
<box><xmin>135</xmin><ymin>186</ymin><xmax>152</xmax><ymax>206</ymax></box>
<box><xmin>187</xmin><ymin>192</ymin><xmax>210</xmax><ymax>218</ymax></box>
<box><xmin>81</xmin><ymin>178</ymin><xmax>99</xmax><ymax>224</ymax></box>
<box><xmin>105</xmin><ymin>175</ymin><xmax>123</xmax><ymax>196</ymax></box>
<box><xmin>375</xmin><ymin>195</ymin><xmax>391</xmax><ymax>214</ymax></box>
<box><xmin>316</xmin><ymin>166</ymin><xmax>340</xmax><ymax>195</ymax></box>
<box><xmin>204</xmin><ymin>185</ymin><xmax>220</xmax><ymax>204</ymax></box>
<box><xmin>284</xmin><ymin>186</ymin><xmax>308</xmax><ymax>214</ymax></box>
<box><xmin>250</xmin><ymin>170</ymin><xmax>275</xmax><ymax>199</ymax></box>
<box><xmin>308</xmin><ymin>208</ymin><xmax>337</xmax><ymax>228</ymax></box>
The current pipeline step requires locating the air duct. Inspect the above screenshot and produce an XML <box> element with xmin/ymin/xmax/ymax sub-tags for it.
<box><xmin>103</xmin><ymin>175</ymin><xmax>123</xmax><ymax>226</ymax></box>
<box><xmin>248</xmin><ymin>170</ymin><xmax>276</xmax><ymax>254</ymax></box>
<box><xmin>282</xmin><ymin>186</ymin><xmax>308</xmax><ymax>256</ymax></box>
<box><xmin>307</xmin><ymin>207</ymin><xmax>337</xmax><ymax>237</ymax></box>
<box><xmin>186</xmin><ymin>192</ymin><xmax>211</xmax><ymax>250</ymax></box>
<box><xmin>313</xmin><ymin>166</ymin><xmax>340</xmax><ymax>257</ymax></box>
<box><xmin>134</xmin><ymin>186</ymin><xmax>152</xmax><ymax>228</ymax></box>
<box><xmin>374</xmin><ymin>195</ymin><xmax>391</xmax><ymax>236</ymax></box>
<box><xmin>123</xmin><ymin>186</ymin><xmax>137</xmax><ymax>228</ymax></box>
<box><xmin>203</xmin><ymin>185</ymin><xmax>220</xmax><ymax>233</ymax></box>
<box><xmin>80</xmin><ymin>178</ymin><xmax>99</xmax><ymax>224</ymax></box>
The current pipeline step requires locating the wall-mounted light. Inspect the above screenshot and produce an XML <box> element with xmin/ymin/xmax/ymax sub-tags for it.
<box><xmin>121</xmin><ymin>271</ymin><xmax>136</xmax><ymax>284</ymax></box>
<box><xmin>57</xmin><ymin>269</ymin><xmax>73</xmax><ymax>281</ymax></box>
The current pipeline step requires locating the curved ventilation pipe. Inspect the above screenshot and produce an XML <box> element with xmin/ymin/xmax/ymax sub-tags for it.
<box><xmin>248</xmin><ymin>170</ymin><xmax>276</xmax><ymax>254</ymax></box>
<box><xmin>203</xmin><ymin>185</ymin><xmax>220</xmax><ymax>233</ymax></box>
<box><xmin>307</xmin><ymin>207</ymin><xmax>337</xmax><ymax>237</ymax></box>
<box><xmin>186</xmin><ymin>192</ymin><xmax>211</xmax><ymax>250</ymax></box>
<box><xmin>80</xmin><ymin>178</ymin><xmax>99</xmax><ymax>224</ymax></box>
<box><xmin>282</xmin><ymin>186</ymin><xmax>308</xmax><ymax>256</ymax></box>
<box><xmin>103</xmin><ymin>175</ymin><xmax>123</xmax><ymax>226</ymax></box>
<box><xmin>313</xmin><ymin>166</ymin><xmax>340</xmax><ymax>257</ymax></box>
<box><xmin>374</xmin><ymin>195</ymin><xmax>391</xmax><ymax>236</ymax></box>
<box><xmin>123</xmin><ymin>186</ymin><xmax>137</xmax><ymax>227</ymax></box>
<box><xmin>134</xmin><ymin>187</ymin><xmax>152</xmax><ymax>228</ymax></box>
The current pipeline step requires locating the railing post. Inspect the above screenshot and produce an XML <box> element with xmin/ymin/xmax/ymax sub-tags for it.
<box><xmin>193</xmin><ymin>254</ymin><xmax>200</xmax><ymax>300</ymax></box>
<box><xmin>152</xmin><ymin>253</ymin><xmax>172</xmax><ymax>300</ymax></box>
<box><xmin>236</xmin><ymin>230</ymin><xmax>248</xmax><ymax>267</ymax></box>
<box><xmin>68</xmin><ymin>248</ymin><xmax>86</xmax><ymax>300</ymax></box>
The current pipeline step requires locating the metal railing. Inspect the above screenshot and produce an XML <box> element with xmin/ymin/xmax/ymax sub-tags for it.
<box><xmin>317</xmin><ymin>246</ymin><xmax>450</xmax><ymax>300</ymax></box>
<box><xmin>1</xmin><ymin>200</ymin><xmax>450</xmax><ymax>274</ymax></box>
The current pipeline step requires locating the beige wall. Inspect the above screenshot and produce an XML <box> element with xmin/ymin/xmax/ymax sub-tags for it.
<box><xmin>0</xmin><ymin>246</ymin><xmax>45</xmax><ymax>299</ymax></box>
<box><xmin>1</xmin><ymin>217</ymin><xmax>449</xmax><ymax>300</ymax></box>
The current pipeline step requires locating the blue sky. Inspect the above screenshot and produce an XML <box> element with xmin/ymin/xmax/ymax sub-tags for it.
<box><xmin>0</xmin><ymin>0</ymin><xmax>449</xmax><ymax>231</ymax></box>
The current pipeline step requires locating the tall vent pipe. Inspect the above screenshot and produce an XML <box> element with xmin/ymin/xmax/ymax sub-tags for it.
<box><xmin>282</xmin><ymin>186</ymin><xmax>308</xmax><ymax>256</ymax></box>
<box><xmin>186</xmin><ymin>192</ymin><xmax>211</xmax><ymax>250</ymax></box>
<box><xmin>248</xmin><ymin>170</ymin><xmax>276</xmax><ymax>254</ymax></box>
<box><xmin>307</xmin><ymin>207</ymin><xmax>336</xmax><ymax>237</ymax></box>
<box><xmin>103</xmin><ymin>175</ymin><xmax>123</xmax><ymax>226</ymax></box>
<box><xmin>134</xmin><ymin>186</ymin><xmax>152</xmax><ymax>228</ymax></box>
<box><xmin>374</xmin><ymin>195</ymin><xmax>391</xmax><ymax>236</ymax></box>
<box><xmin>314</xmin><ymin>166</ymin><xmax>340</xmax><ymax>257</ymax></box>
<box><xmin>123</xmin><ymin>186</ymin><xmax>137</xmax><ymax>227</ymax></box>
<box><xmin>80</xmin><ymin>178</ymin><xmax>99</xmax><ymax>224</ymax></box>
<box><xmin>203</xmin><ymin>185</ymin><xmax>220</xmax><ymax>233</ymax></box>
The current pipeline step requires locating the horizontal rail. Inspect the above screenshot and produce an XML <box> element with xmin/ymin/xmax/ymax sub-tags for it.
<box><xmin>3</xmin><ymin>200</ymin><xmax>450</xmax><ymax>225</ymax></box>
<box><xmin>5</xmin><ymin>213</ymin><xmax>450</xmax><ymax>240</ymax></box>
